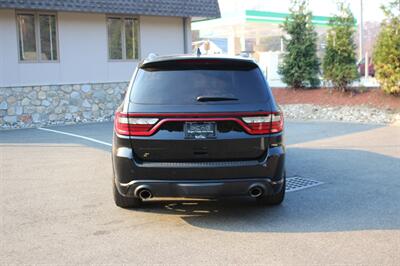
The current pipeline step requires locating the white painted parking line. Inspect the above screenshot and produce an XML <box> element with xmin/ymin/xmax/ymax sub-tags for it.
<box><xmin>38</xmin><ymin>127</ymin><xmax>112</xmax><ymax>147</ymax></box>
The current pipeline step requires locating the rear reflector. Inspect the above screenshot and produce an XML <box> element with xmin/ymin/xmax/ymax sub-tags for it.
<box><xmin>115</xmin><ymin>112</ymin><xmax>158</xmax><ymax>136</ymax></box>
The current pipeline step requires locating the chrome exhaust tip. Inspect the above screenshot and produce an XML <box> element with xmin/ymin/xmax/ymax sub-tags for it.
<box><xmin>249</xmin><ymin>186</ymin><xmax>264</xmax><ymax>198</ymax></box>
<box><xmin>137</xmin><ymin>188</ymin><xmax>153</xmax><ymax>200</ymax></box>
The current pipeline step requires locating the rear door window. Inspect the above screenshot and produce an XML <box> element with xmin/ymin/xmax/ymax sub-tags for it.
<box><xmin>130</xmin><ymin>62</ymin><xmax>269</xmax><ymax>105</ymax></box>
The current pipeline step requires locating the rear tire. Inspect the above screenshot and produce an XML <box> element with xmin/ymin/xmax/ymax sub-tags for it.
<box><xmin>257</xmin><ymin>172</ymin><xmax>286</xmax><ymax>206</ymax></box>
<box><xmin>113</xmin><ymin>180</ymin><xmax>142</xmax><ymax>208</ymax></box>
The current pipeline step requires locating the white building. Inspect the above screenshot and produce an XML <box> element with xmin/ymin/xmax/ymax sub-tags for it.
<box><xmin>0</xmin><ymin>0</ymin><xmax>220</xmax><ymax>127</ymax></box>
<box><xmin>192</xmin><ymin>8</ymin><xmax>333</xmax><ymax>87</ymax></box>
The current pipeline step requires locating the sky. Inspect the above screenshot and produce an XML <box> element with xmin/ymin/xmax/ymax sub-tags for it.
<box><xmin>218</xmin><ymin>0</ymin><xmax>393</xmax><ymax>22</ymax></box>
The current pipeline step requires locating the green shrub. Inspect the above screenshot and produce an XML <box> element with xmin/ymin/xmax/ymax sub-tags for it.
<box><xmin>373</xmin><ymin>0</ymin><xmax>400</xmax><ymax>95</ymax></box>
<box><xmin>278</xmin><ymin>0</ymin><xmax>320</xmax><ymax>89</ymax></box>
<box><xmin>322</xmin><ymin>3</ymin><xmax>359</xmax><ymax>91</ymax></box>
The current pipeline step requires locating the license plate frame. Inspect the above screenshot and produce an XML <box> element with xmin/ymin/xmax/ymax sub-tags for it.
<box><xmin>184</xmin><ymin>122</ymin><xmax>216</xmax><ymax>139</ymax></box>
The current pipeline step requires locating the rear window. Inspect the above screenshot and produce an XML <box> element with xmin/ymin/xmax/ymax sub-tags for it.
<box><xmin>130</xmin><ymin>60</ymin><xmax>269</xmax><ymax>105</ymax></box>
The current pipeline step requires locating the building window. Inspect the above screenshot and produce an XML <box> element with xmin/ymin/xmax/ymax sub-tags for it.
<box><xmin>107</xmin><ymin>17</ymin><xmax>139</xmax><ymax>60</ymax></box>
<box><xmin>17</xmin><ymin>12</ymin><xmax>58</xmax><ymax>61</ymax></box>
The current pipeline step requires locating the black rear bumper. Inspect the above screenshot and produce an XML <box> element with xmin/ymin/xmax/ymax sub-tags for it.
<box><xmin>113</xmin><ymin>143</ymin><xmax>285</xmax><ymax>199</ymax></box>
<box><xmin>116</xmin><ymin>177</ymin><xmax>284</xmax><ymax>199</ymax></box>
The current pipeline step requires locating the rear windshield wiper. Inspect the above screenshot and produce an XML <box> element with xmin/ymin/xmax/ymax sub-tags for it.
<box><xmin>196</xmin><ymin>96</ymin><xmax>239</xmax><ymax>102</ymax></box>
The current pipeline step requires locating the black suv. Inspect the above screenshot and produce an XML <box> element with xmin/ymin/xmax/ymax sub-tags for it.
<box><xmin>112</xmin><ymin>55</ymin><xmax>285</xmax><ymax>208</ymax></box>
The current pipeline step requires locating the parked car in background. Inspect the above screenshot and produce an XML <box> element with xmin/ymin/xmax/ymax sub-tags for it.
<box><xmin>112</xmin><ymin>55</ymin><xmax>286</xmax><ymax>208</ymax></box>
<box><xmin>358</xmin><ymin>57</ymin><xmax>375</xmax><ymax>77</ymax></box>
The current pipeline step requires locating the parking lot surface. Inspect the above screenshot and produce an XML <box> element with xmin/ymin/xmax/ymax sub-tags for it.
<box><xmin>1</xmin><ymin>121</ymin><xmax>400</xmax><ymax>264</ymax></box>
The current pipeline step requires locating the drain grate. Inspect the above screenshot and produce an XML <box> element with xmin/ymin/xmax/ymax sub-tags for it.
<box><xmin>286</xmin><ymin>176</ymin><xmax>324</xmax><ymax>192</ymax></box>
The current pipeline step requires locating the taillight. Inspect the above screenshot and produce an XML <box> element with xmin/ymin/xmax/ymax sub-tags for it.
<box><xmin>114</xmin><ymin>111</ymin><xmax>283</xmax><ymax>136</ymax></box>
<box><xmin>242</xmin><ymin>112</ymin><xmax>283</xmax><ymax>134</ymax></box>
<box><xmin>115</xmin><ymin>112</ymin><xmax>158</xmax><ymax>136</ymax></box>
<box><xmin>270</xmin><ymin>112</ymin><xmax>284</xmax><ymax>133</ymax></box>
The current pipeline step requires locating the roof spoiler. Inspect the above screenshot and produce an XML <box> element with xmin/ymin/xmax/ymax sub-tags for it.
<box><xmin>140</xmin><ymin>58</ymin><xmax>258</xmax><ymax>71</ymax></box>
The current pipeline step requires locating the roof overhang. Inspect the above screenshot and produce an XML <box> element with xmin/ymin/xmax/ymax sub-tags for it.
<box><xmin>0</xmin><ymin>0</ymin><xmax>221</xmax><ymax>19</ymax></box>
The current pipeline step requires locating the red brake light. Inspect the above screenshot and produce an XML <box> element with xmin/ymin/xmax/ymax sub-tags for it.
<box><xmin>115</xmin><ymin>112</ymin><xmax>158</xmax><ymax>136</ymax></box>
<box><xmin>242</xmin><ymin>112</ymin><xmax>283</xmax><ymax>134</ymax></box>
<box><xmin>270</xmin><ymin>112</ymin><xmax>284</xmax><ymax>133</ymax></box>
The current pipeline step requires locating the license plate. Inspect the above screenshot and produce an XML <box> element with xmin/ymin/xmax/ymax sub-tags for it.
<box><xmin>184</xmin><ymin>122</ymin><xmax>216</xmax><ymax>139</ymax></box>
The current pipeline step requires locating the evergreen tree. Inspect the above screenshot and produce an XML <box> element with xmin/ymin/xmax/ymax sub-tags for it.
<box><xmin>322</xmin><ymin>3</ymin><xmax>358</xmax><ymax>91</ymax></box>
<box><xmin>278</xmin><ymin>0</ymin><xmax>320</xmax><ymax>89</ymax></box>
<box><xmin>373</xmin><ymin>0</ymin><xmax>400</xmax><ymax>95</ymax></box>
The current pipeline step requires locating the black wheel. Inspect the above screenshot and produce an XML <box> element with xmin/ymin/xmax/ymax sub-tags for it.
<box><xmin>257</xmin><ymin>173</ymin><xmax>286</xmax><ymax>206</ymax></box>
<box><xmin>113</xmin><ymin>179</ymin><xmax>142</xmax><ymax>208</ymax></box>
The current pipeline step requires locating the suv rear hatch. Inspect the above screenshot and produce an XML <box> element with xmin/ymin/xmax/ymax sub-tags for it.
<box><xmin>116</xmin><ymin>58</ymin><xmax>282</xmax><ymax>162</ymax></box>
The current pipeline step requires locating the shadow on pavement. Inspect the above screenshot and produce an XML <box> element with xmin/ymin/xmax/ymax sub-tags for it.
<box><xmin>284</xmin><ymin>121</ymin><xmax>382</xmax><ymax>145</ymax></box>
<box><xmin>131</xmin><ymin>147</ymin><xmax>400</xmax><ymax>233</ymax></box>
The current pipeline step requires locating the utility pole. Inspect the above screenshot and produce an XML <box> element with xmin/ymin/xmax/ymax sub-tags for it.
<box><xmin>359</xmin><ymin>0</ymin><xmax>364</xmax><ymax>61</ymax></box>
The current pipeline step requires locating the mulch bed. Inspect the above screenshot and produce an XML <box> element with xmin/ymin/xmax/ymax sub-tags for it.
<box><xmin>272</xmin><ymin>88</ymin><xmax>400</xmax><ymax>111</ymax></box>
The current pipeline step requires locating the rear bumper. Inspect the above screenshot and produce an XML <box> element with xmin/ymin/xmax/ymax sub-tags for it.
<box><xmin>113</xmin><ymin>144</ymin><xmax>285</xmax><ymax>198</ymax></box>
<box><xmin>117</xmin><ymin>177</ymin><xmax>284</xmax><ymax>198</ymax></box>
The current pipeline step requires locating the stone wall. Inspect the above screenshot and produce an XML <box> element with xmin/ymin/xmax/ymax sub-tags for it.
<box><xmin>0</xmin><ymin>82</ymin><xmax>129</xmax><ymax>129</ymax></box>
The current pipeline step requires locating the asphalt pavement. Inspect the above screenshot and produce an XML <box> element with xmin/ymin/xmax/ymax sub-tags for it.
<box><xmin>1</xmin><ymin>121</ymin><xmax>399</xmax><ymax>264</ymax></box>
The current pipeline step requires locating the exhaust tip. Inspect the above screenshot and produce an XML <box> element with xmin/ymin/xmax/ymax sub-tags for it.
<box><xmin>249</xmin><ymin>186</ymin><xmax>264</xmax><ymax>198</ymax></box>
<box><xmin>138</xmin><ymin>188</ymin><xmax>153</xmax><ymax>200</ymax></box>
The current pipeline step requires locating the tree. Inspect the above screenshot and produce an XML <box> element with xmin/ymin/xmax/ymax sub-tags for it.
<box><xmin>322</xmin><ymin>2</ymin><xmax>358</xmax><ymax>91</ymax></box>
<box><xmin>278</xmin><ymin>0</ymin><xmax>320</xmax><ymax>88</ymax></box>
<box><xmin>373</xmin><ymin>0</ymin><xmax>400</xmax><ymax>95</ymax></box>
